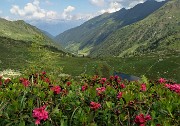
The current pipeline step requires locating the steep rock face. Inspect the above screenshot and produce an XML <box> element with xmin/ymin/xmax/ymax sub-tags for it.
<box><xmin>90</xmin><ymin>0</ymin><xmax>180</xmax><ymax>57</ymax></box>
<box><xmin>55</xmin><ymin>0</ymin><xmax>167</xmax><ymax>55</ymax></box>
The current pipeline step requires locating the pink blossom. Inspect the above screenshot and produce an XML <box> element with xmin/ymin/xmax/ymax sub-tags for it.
<box><xmin>42</xmin><ymin>71</ymin><xmax>46</xmax><ymax>75</ymax></box>
<box><xmin>90</xmin><ymin>101</ymin><xmax>101</xmax><ymax>111</ymax></box>
<box><xmin>20</xmin><ymin>78</ymin><xmax>30</xmax><ymax>87</ymax></box>
<box><xmin>134</xmin><ymin>113</ymin><xmax>151</xmax><ymax>126</ymax></box>
<box><xmin>158</xmin><ymin>78</ymin><xmax>166</xmax><ymax>83</ymax></box>
<box><xmin>51</xmin><ymin>86</ymin><xmax>61</xmax><ymax>94</ymax></box>
<box><xmin>96</xmin><ymin>87</ymin><xmax>106</xmax><ymax>96</ymax></box>
<box><xmin>66</xmin><ymin>81</ymin><xmax>71</xmax><ymax>86</ymax></box>
<box><xmin>141</xmin><ymin>83</ymin><xmax>147</xmax><ymax>91</ymax></box>
<box><xmin>117</xmin><ymin>92</ymin><xmax>123</xmax><ymax>99</ymax></box>
<box><xmin>32</xmin><ymin>105</ymin><xmax>49</xmax><ymax>125</ymax></box>
<box><xmin>81</xmin><ymin>84</ymin><xmax>88</xmax><ymax>91</ymax></box>
<box><xmin>165</xmin><ymin>84</ymin><xmax>180</xmax><ymax>94</ymax></box>
<box><xmin>100</xmin><ymin>78</ymin><xmax>106</xmax><ymax>84</ymax></box>
<box><xmin>120</xmin><ymin>83</ymin><xmax>125</xmax><ymax>88</ymax></box>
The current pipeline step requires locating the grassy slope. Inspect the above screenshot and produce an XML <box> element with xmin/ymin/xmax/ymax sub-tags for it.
<box><xmin>0</xmin><ymin>18</ymin><xmax>55</xmax><ymax>46</ymax></box>
<box><xmin>90</xmin><ymin>0</ymin><xmax>180</xmax><ymax>57</ymax></box>
<box><xmin>0</xmin><ymin>36</ymin><xmax>179</xmax><ymax>82</ymax></box>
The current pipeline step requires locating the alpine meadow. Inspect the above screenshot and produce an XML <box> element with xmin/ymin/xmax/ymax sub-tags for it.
<box><xmin>0</xmin><ymin>0</ymin><xmax>179</xmax><ymax>125</ymax></box>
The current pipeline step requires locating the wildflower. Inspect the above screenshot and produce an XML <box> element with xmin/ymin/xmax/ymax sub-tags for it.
<box><xmin>96</xmin><ymin>87</ymin><xmax>106</xmax><ymax>96</ymax></box>
<box><xmin>66</xmin><ymin>81</ymin><xmax>71</xmax><ymax>86</ymax></box>
<box><xmin>42</xmin><ymin>71</ymin><xmax>46</xmax><ymax>75</ymax></box>
<box><xmin>117</xmin><ymin>92</ymin><xmax>123</xmax><ymax>99</ymax></box>
<box><xmin>120</xmin><ymin>83</ymin><xmax>125</xmax><ymax>89</ymax></box>
<box><xmin>100</xmin><ymin>78</ymin><xmax>106</xmax><ymax>84</ymax></box>
<box><xmin>51</xmin><ymin>86</ymin><xmax>61</xmax><ymax>94</ymax></box>
<box><xmin>23</xmin><ymin>79</ymin><xmax>30</xmax><ymax>87</ymax></box>
<box><xmin>110</xmin><ymin>76</ymin><xmax>114</xmax><ymax>81</ymax></box>
<box><xmin>32</xmin><ymin>105</ymin><xmax>49</xmax><ymax>125</ymax></box>
<box><xmin>134</xmin><ymin>113</ymin><xmax>151</xmax><ymax>126</ymax></box>
<box><xmin>165</xmin><ymin>84</ymin><xmax>180</xmax><ymax>94</ymax></box>
<box><xmin>90</xmin><ymin>101</ymin><xmax>101</xmax><ymax>111</ymax></box>
<box><xmin>4</xmin><ymin>78</ymin><xmax>11</xmax><ymax>84</ymax></box>
<box><xmin>82</xmin><ymin>84</ymin><xmax>88</xmax><ymax>91</ymax></box>
<box><xmin>141</xmin><ymin>83</ymin><xmax>146</xmax><ymax>91</ymax></box>
<box><xmin>44</xmin><ymin>78</ymin><xmax>50</xmax><ymax>84</ymax></box>
<box><xmin>158</xmin><ymin>78</ymin><xmax>166</xmax><ymax>83</ymax></box>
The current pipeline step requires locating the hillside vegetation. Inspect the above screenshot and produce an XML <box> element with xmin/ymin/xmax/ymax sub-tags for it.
<box><xmin>55</xmin><ymin>0</ymin><xmax>167</xmax><ymax>56</ymax></box>
<box><xmin>0</xmin><ymin>18</ymin><xmax>68</xmax><ymax>72</ymax></box>
<box><xmin>90</xmin><ymin>0</ymin><xmax>180</xmax><ymax>57</ymax></box>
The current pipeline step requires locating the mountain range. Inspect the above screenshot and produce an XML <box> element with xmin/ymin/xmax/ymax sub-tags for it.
<box><xmin>55</xmin><ymin>0</ymin><xmax>179</xmax><ymax>57</ymax></box>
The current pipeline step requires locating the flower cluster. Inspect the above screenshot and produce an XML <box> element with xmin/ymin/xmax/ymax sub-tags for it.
<box><xmin>159</xmin><ymin>78</ymin><xmax>166</xmax><ymax>83</ymax></box>
<box><xmin>96</xmin><ymin>87</ymin><xmax>106</xmax><ymax>96</ymax></box>
<box><xmin>117</xmin><ymin>92</ymin><xmax>123</xmax><ymax>99</ymax></box>
<box><xmin>66</xmin><ymin>81</ymin><xmax>71</xmax><ymax>86</ymax></box>
<box><xmin>51</xmin><ymin>85</ymin><xmax>61</xmax><ymax>94</ymax></box>
<box><xmin>81</xmin><ymin>83</ymin><xmax>88</xmax><ymax>91</ymax></box>
<box><xmin>32</xmin><ymin>105</ymin><xmax>49</xmax><ymax>125</ymax></box>
<box><xmin>19</xmin><ymin>78</ymin><xmax>30</xmax><ymax>87</ymax></box>
<box><xmin>90</xmin><ymin>101</ymin><xmax>101</xmax><ymax>111</ymax></box>
<box><xmin>134</xmin><ymin>113</ymin><xmax>151</xmax><ymax>126</ymax></box>
<box><xmin>165</xmin><ymin>84</ymin><xmax>180</xmax><ymax>94</ymax></box>
<box><xmin>100</xmin><ymin>78</ymin><xmax>106</xmax><ymax>84</ymax></box>
<box><xmin>141</xmin><ymin>83</ymin><xmax>146</xmax><ymax>91</ymax></box>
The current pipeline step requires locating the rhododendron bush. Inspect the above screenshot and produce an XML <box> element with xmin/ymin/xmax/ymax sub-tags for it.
<box><xmin>0</xmin><ymin>72</ymin><xmax>179</xmax><ymax>126</ymax></box>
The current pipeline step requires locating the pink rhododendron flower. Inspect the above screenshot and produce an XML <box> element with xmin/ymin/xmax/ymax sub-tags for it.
<box><xmin>42</xmin><ymin>71</ymin><xmax>46</xmax><ymax>75</ymax></box>
<box><xmin>117</xmin><ymin>92</ymin><xmax>123</xmax><ymax>99</ymax></box>
<box><xmin>159</xmin><ymin>78</ymin><xmax>166</xmax><ymax>83</ymax></box>
<box><xmin>134</xmin><ymin>113</ymin><xmax>151</xmax><ymax>126</ymax></box>
<box><xmin>66</xmin><ymin>81</ymin><xmax>71</xmax><ymax>86</ymax></box>
<box><xmin>100</xmin><ymin>78</ymin><xmax>106</xmax><ymax>84</ymax></box>
<box><xmin>44</xmin><ymin>78</ymin><xmax>50</xmax><ymax>84</ymax></box>
<box><xmin>120</xmin><ymin>83</ymin><xmax>125</xmax><ymax>88</ymax></box>
<box><xmin>51</xmin><ymin>85</ymin><xmax>61</xmax><ymax>94</ymax></box>
<box><xmin>96</xmin><ymin>87</ymin><xmax>106</xmax><ymax>96</ymax></box>
<box><xmin>20</xmin><ymin>78</ymin><xmax>30</xmax><ymax>87</ymax></box>
<box><xmin>90</xmin><ymin>101</ymin><xmax>101</xmax><ymax>111</ymax></box>
<box><xmin>33</xmin><ymin>105</ymin><xmax>48</xmax><ymax>125</ymax></box>
<box><xmin>114</xmin><ymin>75</ymin><xmax>119</xmax><ymax>80</ymax></box>
<box><xmin>141</xmin><ymin>83</ymin><xmax>146</xmax><ymax>91</ymax></box>
<box><xmin>165</xmin><ymin>84</ymin><xmax>180</xmax><ymax>94</ymax></box>
<box><xmin>82</xmin><ymin>84</ymin><xmax>88</xmax><ymax>91</ymax></box>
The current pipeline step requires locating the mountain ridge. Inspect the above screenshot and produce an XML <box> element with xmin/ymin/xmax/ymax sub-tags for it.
<box><xmin>55</xmin><ymin>0</ymin><xmax>168</xmax><ymax>56</ymax></box>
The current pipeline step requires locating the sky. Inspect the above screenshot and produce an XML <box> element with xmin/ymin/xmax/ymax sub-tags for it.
<box><xmin>0</xmin><ymin>0</ymin><xmax>165</xmax><ymax>35</ymax></box>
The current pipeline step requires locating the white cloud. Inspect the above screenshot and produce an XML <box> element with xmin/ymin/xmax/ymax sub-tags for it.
<box><xmin>99</xmin><ymin>1</ymin><xmax>122</xmax><ymax>14</ymax></box>
<box><xmin>90</xmin><ymin>0</ymin><xmax>105</xmax><ymax>7</ymax></box>
<box><xmin>0</xmin><ymin>10</ymin><xmax>2</xmax><ymax>14</ymax></box>
<box><xmin>10</xmin><ymin>0</ymin><xmax>58</xmax><ymax>21</ymax></box>
<box><xmin>62</xmin><ymin>6</ymin><xmax>75</xmax><ymax>20</ymax></box>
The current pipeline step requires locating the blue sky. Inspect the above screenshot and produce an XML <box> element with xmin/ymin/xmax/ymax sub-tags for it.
<box><xmin>0</xmin><ymin>0</ymin><xmax>165</xmax><ymax>23</ymax></box>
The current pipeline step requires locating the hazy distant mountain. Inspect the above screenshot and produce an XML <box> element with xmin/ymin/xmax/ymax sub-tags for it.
<box><xmin>32</xmin><ymin>20</ymin><xmax>84</xmax><ymax>36</ymax></box>
<box><xmin>41</xmin><ymin>30</ymin><xmax>54</xmax><ymax>39</ymax></box>
<box><xmin>90</xmin><ymin>0</ymin><xmax>180</xmax><ymax>57</ymax></box>
<box><xmin>55</xmin><ymin>0</ymin><xmax>168</xmax><ymax>56</ymax></box>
